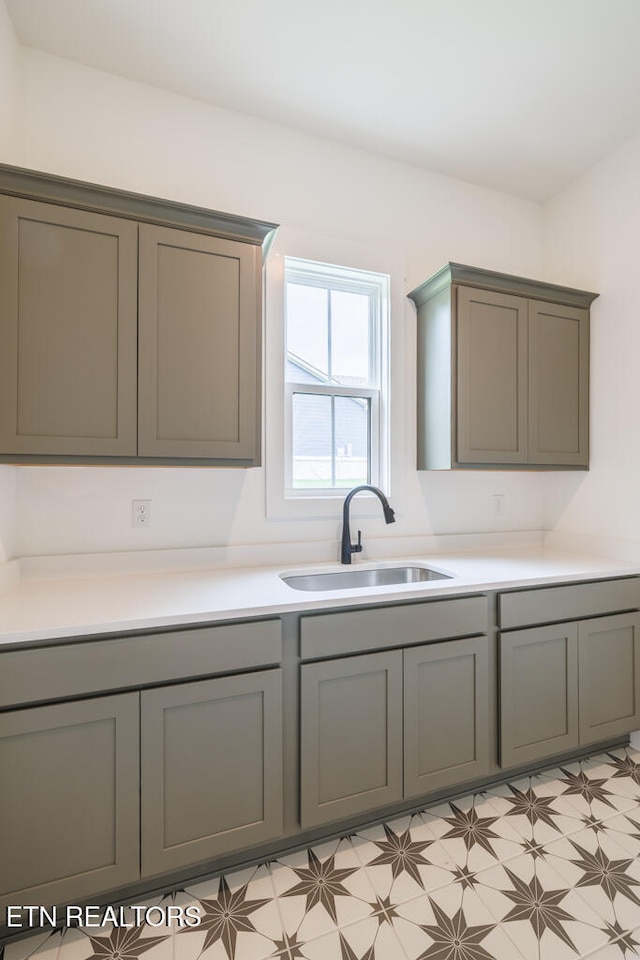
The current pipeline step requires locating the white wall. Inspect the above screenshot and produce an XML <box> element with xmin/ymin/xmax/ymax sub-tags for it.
<box><xmin>543</xmin><ymin>132</ymin><xmax>640</xmax><ymax>545</ymax></box>
<box><xmin>8</xmin><ymin>47</ymin><xmax>547</xmax><ymax>557</ymax></box>
<box><xmin>0</xmin><ymin>0</ymin><xmax>18</xmax><ymax>156</ymax></box>
<box><xmin>0</xmin><ymin>1</ymin><xmax>19</xmax><ymax>561</ymax></box>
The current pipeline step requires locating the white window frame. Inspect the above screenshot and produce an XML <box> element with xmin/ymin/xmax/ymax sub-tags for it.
<box><xmin>264</xmin><ymin>227</ymin><xmax>405</xmax><ymax>523</ymax></box>
<box><xmin>284</xmin><ymin>257</ymin><xmax>387</xmax><ymax>497</ymax></box>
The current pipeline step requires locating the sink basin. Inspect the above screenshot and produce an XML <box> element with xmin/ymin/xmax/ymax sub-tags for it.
<box><xmin>281</xmin><ymin>565</ymin><xmax>452</xmax><ymax>592</ymax></box>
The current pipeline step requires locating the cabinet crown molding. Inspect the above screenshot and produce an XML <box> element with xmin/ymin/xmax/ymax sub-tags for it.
<box><xmin>408</xmin><ymin>262</ymin><xmax>598</xmax><ymax>311</ymax></box>
<box><xmin>0</xmin><ymin>163</ymin><xmax>279</xmax><ymax>249</ymax></box>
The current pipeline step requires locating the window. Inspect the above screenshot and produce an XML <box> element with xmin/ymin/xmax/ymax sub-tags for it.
<box><xmin>284</xmin><ymin>258</ymin><xmax>389</xmax><ymax>496</ymax></box>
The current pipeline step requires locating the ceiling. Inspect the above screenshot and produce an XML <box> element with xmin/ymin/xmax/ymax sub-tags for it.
<box><xmin>6</xmin><ymin>0</ymin><xmax>640</xmax><ymax>202</ymax></box>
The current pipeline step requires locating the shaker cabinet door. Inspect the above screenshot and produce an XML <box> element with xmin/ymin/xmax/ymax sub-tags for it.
<box><xmin>457</xmin><ymin>286</ymin><xmax>528</xmax><ymax>464</ymax></box>
<box><xmin>0</xmin><ymin>195</ymin><xmax>138</xmax><ymax>456</ymax></box>
<box><xmin>500</xmin><ymin>623</ymin><xmax>579</xmax><ymax>768</ymax></box>
<box><xmin>404</xmin><ymin>637</ymin><xmax>490</xmax><ymax>797</ymax></box>
<box><xmin>0</xmin><ymin>693</ymin><xmax>140</xmax><ymax>917</ymax></box>
<box><xmin>578</xmin><ymin>612</ymin><xmax>640</xmax><ymax>745</ymax></box>
<box><xmin>528</xmin><ymin>301</ymin><xmax>589</xmax><ymax>466</ymax></box>
<box><xmin>141</xmin><ymin>670</ymin><xmax>283</xmax><ymax>876</ymax></box>
<box><xmin>300</xmin><ymin>651</ymin><xmax>403</xmax><ymax>828</ymax></box>
<box><xmin>138</xmin><ymin>224</ymin><xmax>260</xmax><ymax>461</ymax></box>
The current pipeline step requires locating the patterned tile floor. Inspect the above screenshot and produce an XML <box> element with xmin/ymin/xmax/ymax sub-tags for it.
<box><xmin>7</xmin><ymin>747</ymin><xmax>640</xmax><ymax>960</ymax></box>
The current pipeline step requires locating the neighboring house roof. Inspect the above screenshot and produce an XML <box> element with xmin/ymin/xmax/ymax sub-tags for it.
<box><xmin>287</xmin><ymin>355</ymin><xmax>368</xmax><ymax>457</ymax></box>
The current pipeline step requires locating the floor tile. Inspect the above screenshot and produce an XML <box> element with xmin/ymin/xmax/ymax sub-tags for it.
<box><xmin>392</xmin><ymin>879</ymin><xmax>529</xmax><ymax>959</ymax></box>
<box><xmin>14</xmin><ymin>746</ymin><xmax>640</xmax><ymax>960</ymax></box>
<box><xmin>179</xmin><ymin>865</ymin><xmax>285</xmax><ymax>960</ymax></box>
<box><xmin>420</xmin><ymin>790</ymin><xmax>526</xmax><ymax>874</ymax></box>
<box><xmin>269</xmin><ymin>838</ymin><xmax>377</xmax><ymax>946</ymax></box>
<box><xmin>351</xmin><ymin>813</ymin><xmax>458</xmax><ymax>903</ymax></box>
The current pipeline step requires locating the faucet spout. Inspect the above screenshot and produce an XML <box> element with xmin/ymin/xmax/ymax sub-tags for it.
<box><xmin>340</xmin><ymin>484</ymin><xmax>395</xmax><ymax>564</ymax></box>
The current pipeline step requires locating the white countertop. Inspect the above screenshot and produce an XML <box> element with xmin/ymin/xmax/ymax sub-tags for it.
<box><xmin>1</xmin><ymin>545</ymin><xmax>639</xmax><ymax>647</ymax></box>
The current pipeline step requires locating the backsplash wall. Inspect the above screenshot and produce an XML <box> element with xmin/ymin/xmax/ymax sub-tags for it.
<box><xmin>1</xmin><ymin>18</ymin><xmax>549</xmax><ymax>558</ymax></box>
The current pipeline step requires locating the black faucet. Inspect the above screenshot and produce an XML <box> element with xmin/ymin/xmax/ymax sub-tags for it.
<box><xmin>340</xmin><ymin>484</ymin><xmax>396</xmax><ymax>564</ymax></box>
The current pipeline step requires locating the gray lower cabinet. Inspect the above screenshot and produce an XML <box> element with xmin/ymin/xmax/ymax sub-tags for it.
<box><xmin>301</xmin><ymin>637</ymin><xmax>491</xmax><ymax>828</ymax></box>
<box><xmin>0</xmin><ymin>693</ymin><xmax>140</xmax><ymax>916</ymax></box>
<box><xmin>300</xmin><ymin>652</ymin><xmax>403</xmax><ymax>828</ymax></box>
<box><xmin>500</xmin><ymin>622</ymin><xmax>579</xmax><ymax>768</ymax></box>
<box><xmin>500</xmin><ymin>611</ymin><xmax>640</xmax><ymax>768</ymax></box>
<box><xmin>404</xmin><ymin>637</ymin><xmax>490</xmax><ymax>797</ymax></box>
<box><xmin>141</xmin><ymin>669</ymin><xmax>283</xmax><ymax>876</ymax></box>
<box><xmin>578</xmin><ymin>613</ymin><xmax>640</xmax><ymax>745</ymax></box>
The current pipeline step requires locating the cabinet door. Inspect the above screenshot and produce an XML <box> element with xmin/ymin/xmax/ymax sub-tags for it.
<box><xmin>141</xmin><ymin>670</ymin><xmax>283</xmax><ymax>876</ymax></box>
<box><xmin>500</xmin><ymin>623</ymin><xmax>579</xmax><ymax>767</ymax></box>
<box><xmin>300</xmin><ymin>652</ymin><xmax>403</xmax><ymax>828</ymax></box>
<box><xmin>528</xmin><ymin>301</ymin><xmax>589</xmax><ymax>466</ymax></box>
<box><xmin>0</xmin><ymin>694</ymin><xmax>139</xmax><ymax>917</ymax></box>
<box><xmin>457</xmin><ymin>286</ymin><xmax>528</xmax><ymax>464</ymax></box>
<box><xmin>0</xmin><ymin>195</ymin><xmax>138</xmax><ymax>456</ymax></box>
<box><xmin>578</xmin><ymin>613</ymin><xmax>640</xmax><ymax>745</ymax></box>
<box><xmin>404</xmin><ymin>637</ymin><xmax>490</xmax><ymax>797</ymax></box>
<box><xmin>138</xmin><ymin>224</ymin><xmax>260</xmax><ymax>461</ymax></box>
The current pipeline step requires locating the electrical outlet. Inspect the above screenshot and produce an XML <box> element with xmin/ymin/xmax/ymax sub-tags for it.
<box><xmin>493</xmin><ymin>494</ymin><xmax>506</xmax><ymax>517</ymax></box>
<box><xmin>132</xmin><ymin>499</ymin><xmax>151</xmax><ymax>528</ymax></box>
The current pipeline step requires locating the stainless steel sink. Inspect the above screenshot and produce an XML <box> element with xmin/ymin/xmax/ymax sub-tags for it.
<box><xmin>281</xmin><ymin>566</ymin><xmax>452</xmax><ymax>592</ymax></box>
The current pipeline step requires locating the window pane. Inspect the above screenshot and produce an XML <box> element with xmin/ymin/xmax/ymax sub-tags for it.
<box><xmin>292</xmin><ymin>393</ymin><xmax>332</xmax><ymax>488</ymax></box>
<box><xmin>291</xmin><ymin>392</ymin><xmax>370</xmax><ymax>490</ymax></box>
<box><xmin>335</xmin><ymin>395</ymin><xmax>370</xmax><ymax>487</ymax></box>
<box><xmin>330</xmin><ymin>290</ymin><xmax>371</xmax><ymax>386</ymax></box>
<box><xmin>286</xmin><ymin>283</ymin><xmax>328</xmax><ymax>379</ymax></box>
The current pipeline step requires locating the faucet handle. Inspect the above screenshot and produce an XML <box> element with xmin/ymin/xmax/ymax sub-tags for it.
<box><xmin>352</xmin><ymin>530</ymin><xmax>363</xmax><ymax>554</ymax></box>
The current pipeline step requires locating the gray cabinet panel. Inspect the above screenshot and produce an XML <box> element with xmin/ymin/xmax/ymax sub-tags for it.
<box><xmin>301</xmin><ymin>596</ymin><xmax>486</xmax><ymax>660</ymax></box>
<box><xmin>499</xmin><ymin>578</ymin><xmax>640</xmax><ymax>630</ymax></box>
<box><xmin>141</xmin><ymin>670</ymin><xmax>283</xmax><ymax>875</ymax></box>
<box><xmin>138</xmin><ymin>224</ymin><xmax>260</xmax><ymax>460</ymax></box>
<box><xmin>404</xmin><ymin>637</ymin><xmax>490</xmax><ymax>797</ymax></box>
<box><xmin>408</xmin><ymin>263</ymin><xmax>596</xmax><ymax>470</ymax></box>
<box><xmin>300</xmin><ymin>652</ymin><xmax>403</xmax><ymax>827</ymax></box>
<box><xmin>528</xmin><ymin>302</ymin><xmax>589</xmax><ymax>466</ymax></box>
<box><xmin>0</xmin><ymin>618</ymin><xmax>282</xmax><ymax>708</ymax></box>
<box><xmin>0</xmin><ymin>694</ymin><xmax>139</xmax><ymax>914</ymax></box>
<box><xmin>457</xmin><ymin>287</ymin><xmax>527</xmax><ymax>463</ymax></box>
<box><xmin>578</xmin><ymin>613</ymin><xmax>640</xmax><ymax>745</ymax></box>
<box><xmin>500</xmin><ymin>623</ymin><xmax>579</xmax><ymax>767</ymax></box>
<box><xmin>0</xmin><ymin>195</ymin><xmax>138</xmax><ymax>456</ymax></box>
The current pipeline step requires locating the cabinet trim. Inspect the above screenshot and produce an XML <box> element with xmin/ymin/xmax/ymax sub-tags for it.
<box><xmin>408</xmin><ymin>262</ymin><xmax>598</xmax><ymax>310</ymax></box>
<box><xmin>0</xmin><ymin>163</ymin><xmax>277</xmax><ymax>248</ymax></box>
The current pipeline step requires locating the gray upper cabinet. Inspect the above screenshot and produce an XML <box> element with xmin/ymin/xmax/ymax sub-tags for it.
<box><xmin>138</xmin><ymin>225</ymin><xmax>259</xmax><ymax>459</ymax></box>
<box><xmin>0</xmin><ymin>163</ymin><xmax>277</xmax><ymax>466</ymax></box>
<box><xmin>408</xmin><ymin>263</ymin><xmax>597</xmax><ymax>470</ymax></box>
<box><xmin>0</xmin><ymin>196</ymin><xmax>138</xmax><ymax>456</ymax></box>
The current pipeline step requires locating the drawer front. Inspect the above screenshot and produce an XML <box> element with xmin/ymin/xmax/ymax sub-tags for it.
<box><xmin>301</xmin><ymin>596</ymin><xmax>487</xmax><ymax>660</ymax></box>
<box><xmin>0</xmin><ymin>618</ymin><xmax>282</xmax><ymax>708</ymax></box>
<box><xmin>499</xmin><ymin>578</ymin><xmax>640</xmax><ymax>630</ymax></box>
